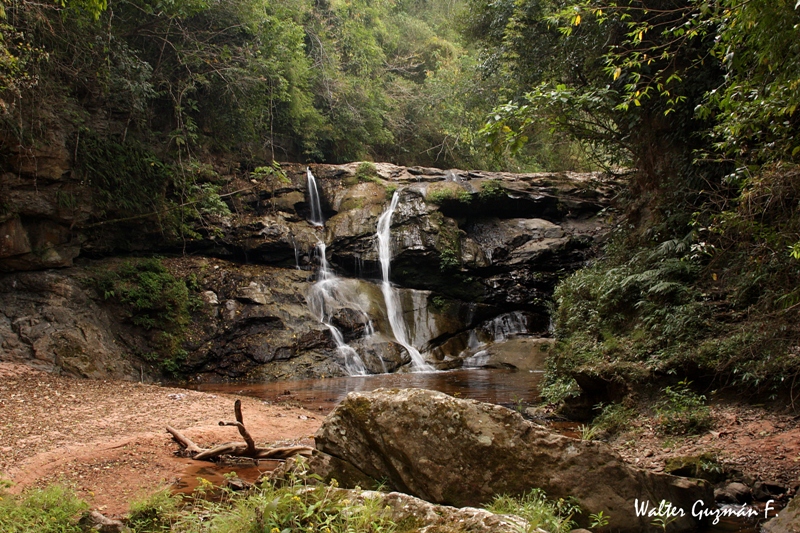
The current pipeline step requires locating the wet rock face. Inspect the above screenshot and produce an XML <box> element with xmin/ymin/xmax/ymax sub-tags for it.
<box><xmin>315</xmin><ymin>388</ymin><xmax>713</xmax><ymax>533</ymax></box>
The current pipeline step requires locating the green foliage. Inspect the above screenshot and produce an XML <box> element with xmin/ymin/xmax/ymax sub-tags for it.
<box><xmin>589</xmin><ymin>511</ymin><xmax>610</xmax><ymax>529</ymax></box>
<box><xmin>355</xmin><ymin>162</ymin><xmax>379</xmax><ymax>182</ymax></box>
<box><xmin>0</xmin><ymin>484</ymin><xmax>88</xmax><ymax>533</ymax></box>
<box><xmin>539</xmin><ymin>377</ymin><xmax>580</xmax><ymax>405</ymax></box>
<box><xmin>578</xmin><ymin>424</ymin><xmax>600</xmax><ymax>442</ymax></box>
<box><xmin>124</xmin><ymin>470</ymin><xmax>399</xmax><ymax>533</ymax></box>
<box><xmin>438</xmin><ymin>247</ymin><xmax>460</xmax><ymax>271</ymax></box>
<box><xmin>385</xmin><ymin>183</ymin><xmax>398</xmax><ymax>200</ymax></box>
<box><xmin>664</xmin><ymin>453</ymin><xmax>725</xmax><ymax>483</ymax></box>
<box><xmin>91</xmin><ymin>259</ymin><xmax>195</xmax><ymax>374</ymax></box>
<box><xmin>128</xmin><ymin>489</ymin><xmax>183</xmax><ymax>532</ymax></box>
<box><xmin>486</xmin><ymin>489</ymin><xmax>581</xmax><ymax>533</ymax></box>
<box><xmin>478</xmin><ymin>179</ymin><xmax>505</xmax><ymax>200</ymax></box>
<box><xmin>592</xmin><ymin>402</ymin><xmax>636</xmax><ymax>435</ymax></box>
<box><xmin>76</xmin><ymin>130</ymin><xmax>170</xmax><ymax>217</ymax></box>
<box><xmin>425</xmin><ymin>183</ymin><xmax>472</xmax><ymax>205</ymax></box>
<box><xmin>654</xmin><ymin>380</ymin><xmax>713</xmax><ymax>436</ymax></box>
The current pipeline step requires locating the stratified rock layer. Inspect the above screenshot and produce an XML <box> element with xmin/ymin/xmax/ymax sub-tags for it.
<box><xmin>314</xmin><ymin>388</ymin><xmax>713</xmax><ymax>533</ymax></box>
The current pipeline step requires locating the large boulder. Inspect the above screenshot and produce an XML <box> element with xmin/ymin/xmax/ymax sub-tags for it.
<box><xmin>314</xmin><ymin>388</ymin><xmax>713</xmax><ymax>532</ymax></box>
<box><xmin>763</xmin><ymin>494</ymin><xmax>800</xmax><ymax>533</ymax></box>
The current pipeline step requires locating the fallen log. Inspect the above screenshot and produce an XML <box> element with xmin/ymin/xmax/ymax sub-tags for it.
<box><xmin>167</xmin><ymin>399</ymin><xmax>313</xmax><ymax>462</ymax></box>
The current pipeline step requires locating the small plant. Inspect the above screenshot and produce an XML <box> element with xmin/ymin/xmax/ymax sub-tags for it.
<box><xmin>592</xmin><ymin>402</ymin><xmax>636</xmax><ymax>435</ymax></box>
<box><xmin>654</xmin><ymin>380</ymin><xmax>713</xmax><ymax>436</ymax></box>
<box><xmin>425</xmin><ymin>182</ymin><xmax>472</xmax><ymax>205</ymax></box>
<box><xmin>589</xmin><ymin>510</ymin><xmax>610</xmax><ymax>528</ymax></box>
<box><xmin>540</xmin><ymin>377</ymin><xmax>580</xmax><ymax>405</ymax></box>
<box><xmin>355</xmin><ymin>161</ymin><xmax>379</xmax><ymax>182</ymax></box>
<box><xmin>651</xmin><ymin>511</ymin><xmax>679</xmax><ymax>531</ymax></box>
<box><xmin>385</xmin><ymin>183</ymin><xmax>397</xmax><ymax>200</ymax></box>
<box><xmin>578</xmin><ymin>424</ymin><xmax>601</xmax><ymax>441</ymax></box>
<box><xmin>486</xmin><ymin>489</ymin><xmax>581</xmax><ymax>533</ymax></box>
<box><xmin>430</xmin><ymin>295</ymin><xmax>448</xmax><ymax>310</ymax></box>
<box><xmin>127</xmin><ymin>490</ymin><xmax>182</xmax><ymax>532</ymax></box>
<box><xmin>439</xmin><ymin>247</ymin><xmax>460</xmax><ymax>271</ymax></box>
<box><xmin>478</xmin><ymin>178</ymin><xmax>505</xmax><ymax>200</ymax></box>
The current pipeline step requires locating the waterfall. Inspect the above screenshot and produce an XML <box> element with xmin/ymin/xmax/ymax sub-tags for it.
<box><xmin>289</xmin><ymin>233</ymin><xmax>301</xmax><ymax>270</ymax></box>
<box><xmin>484</xmin><ymin>311</ymin><xmax>529</xmax><ymax>342</ymax></box>
<box><xmin>306</xmin><ymin>168</ymin><xmax>324</xmax><ymax>227</ymax></box>
<box><xmin>307</xmin><ymin>243</ymin><xmax>368</xmax><ymax>375</ymax></box>
<box><xmin>377</xmin><ymin>192</ymin><xmax>433</xmax><ymax>371</ymax></box>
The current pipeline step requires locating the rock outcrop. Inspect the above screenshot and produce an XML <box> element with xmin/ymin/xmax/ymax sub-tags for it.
<box><xmin>314</xmin><ymin>388</ymin><xmax>713</xmax><ymax>532</ymax></box>
<box><xmin>763</xmin><ymin>495</ymin><xmax>800</xmax><ymax>533</ymax></box>
<box><xmin>0</xmin><ymin>270</ymin><xmax>136</xmax><ymax>378</ymax></box>
<box><xmin>2</xmin><ymin>158</ymin><xmax>617</xmax><ymax>379</ymax></box>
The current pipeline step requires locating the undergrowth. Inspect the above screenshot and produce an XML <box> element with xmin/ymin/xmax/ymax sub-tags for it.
<box><xmin>425</xmin><ymin>182</ymin><xmax>472</xmax><ymax>205</ymax></box>
<box><xmin>89</xmin><ymin>258</ymin><xmax>200</xmax><ymax>375</ymax></box>
<box><xmin>0</xmin><ymin>473</ymin><xmax>589</xmax><ymax>533</ymax></box>
<box><xmin>0</xmin><ymin>484</ymin><xmax>88</xmax><ymax>533</ymax></box>
<box><xmin>545</xmin><ymin>169</ymin><xmax>800</xmax><ymax>398</ymax></box>
<box><xmin>654</xmin><ymin>380</ymin><xmax>713</xmax><ymax>436</ymax></box>
<box><xmin>486</xmin><ymin>489</ymin><xmax>581</xmax><ymax>533</ymax></box>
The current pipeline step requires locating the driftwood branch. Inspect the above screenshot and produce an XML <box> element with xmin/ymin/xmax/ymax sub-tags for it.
<box><xmin>167</xmin><ymin>400</ymin><xmax>313</xmax><ymax>462</ymax></box>
<box><xmin>166</xmin><ymin>425</ymin><xmax>203</xmax><ymax>454</ymax></box>
<box><xmin>218</xmin><ymin>399</ymin><xmax>256</xmax><ymax>454</ymax></box>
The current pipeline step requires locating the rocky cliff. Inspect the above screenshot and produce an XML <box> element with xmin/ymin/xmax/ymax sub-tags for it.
<box><xmin>1</xmin><ymin>150</ymin><xmax>618</xmax><ymax>381</ymax></box>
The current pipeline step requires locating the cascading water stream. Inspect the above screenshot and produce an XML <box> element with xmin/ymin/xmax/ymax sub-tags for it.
<box><xmin>306</xmin><ymin>168</ymin><xmax>324</xmax><ymax>227</ymax></box>
<box><xmin>307</xmin><ymin>243</ymin><xmax>368</xmax><ymax>375</ymax></box>
<box><xmin>377</xmin><ymin>192</ymin><xmax>433</xmax><ymax>371</ymax></box>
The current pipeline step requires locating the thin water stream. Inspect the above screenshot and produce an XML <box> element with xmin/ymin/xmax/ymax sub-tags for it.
<box><xmin>376</xmin><ymin>191</ymin><xmax>432</xmax><ymax>371</ymax></box>
<box><xmin>306</xmin><ymin>168</ymin><xmax>324</xmax><ymax>226</ymax></box>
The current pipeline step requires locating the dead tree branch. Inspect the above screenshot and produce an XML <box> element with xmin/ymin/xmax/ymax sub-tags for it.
<box><xmin>167</xmin><ymin>400</ymin><xmax>313</xmax><ymax>462</ymax></box>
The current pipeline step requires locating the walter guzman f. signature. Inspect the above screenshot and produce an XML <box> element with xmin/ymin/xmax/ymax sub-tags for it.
<box><xmin>635</xmin><ymin>498</ymin><xmax>776</xmax><ymax>526</ymax></box>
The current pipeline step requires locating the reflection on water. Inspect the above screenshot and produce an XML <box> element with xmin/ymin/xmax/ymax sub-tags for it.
<box><xmin>193</xmin><ymin>368</ymin><xmax>544</xmax><ymax>413</ymax></box>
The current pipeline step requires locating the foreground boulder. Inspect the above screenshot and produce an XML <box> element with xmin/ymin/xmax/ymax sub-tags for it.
<box><xmin>314</xmin><ymin>388</ymin><xmax>713</xmax><ymax>532</ymax></box>
<box><xmin>763</xmin><ymin>494</ymin><xmax>800</xmax><ymax>533</ymax></box>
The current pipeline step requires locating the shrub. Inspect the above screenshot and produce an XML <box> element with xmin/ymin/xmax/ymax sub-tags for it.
<box><xmin>124</xmin><ymin>471</ymin><xmax>399</xmax><ymax>533</ymax></box>
<box><xmin>425</xmin><ymin>182</ymin><xmax>472</xmax><ymax>205</ymax></box>
<box><xmin>355</xmin><ymin>162</ymin><xmax>379</xmax><ymax>182</ymax></box>
<box><xmin>439</xmin><ymin>247</ymin><xmax>460</xmax><ymax>271</ymax></box>
<box><xmin>127</xmin><ymin>490</ymin><xmax>182</xmax><ymax>532</ymax></box>
<box><xmin>592</xmin><ymin>402</ymin><xmax>636</xmax><ymax>435</ymax></box>
<box><xmin>539</xmin><ymin>377</ymin><xmax>580</xmax><ymax>405</ymax></box>
<box><xmin>0</xmin><ymin>485</ymin><xmax>88</xmax><ymax>533</ymax></box>
<box><xmin>654</xmin><ymin>380</ymin><xmax>713</xmax><ymax>436</ymax></box>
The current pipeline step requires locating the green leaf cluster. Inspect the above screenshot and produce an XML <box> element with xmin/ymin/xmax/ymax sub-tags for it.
<box><xmin>0</xmin><ymin>484</ymin><xmax>88</xmax><ymax>533</ymax></box>
<box><xmin>486</xmin><ymin>489</ymin><xmax>581</xmax><ymax>533</ymax></box>
<box><xmin>654</xmin><ymin>380</ymin><xmax>713</xmax><ymax>436</ymax></box>
<box><xmin>90</xmin><ymin>258</ymin><xmax>197</xmax><ymax>374</ymax></box>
